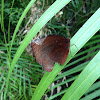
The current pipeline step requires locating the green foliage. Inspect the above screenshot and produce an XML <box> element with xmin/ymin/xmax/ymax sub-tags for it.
<box><xmin>0</xmin><ymin>0</ymin><xmax>29</xmax><ymax>33</ymax></box>
<box><xmin>0</xmin><ymin>0</ymin><xmax>100</xmax><ymax>100</ymax></box>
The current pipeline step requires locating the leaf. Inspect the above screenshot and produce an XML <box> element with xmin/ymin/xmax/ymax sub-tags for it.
<box><xmin>81</xmin><ymin>81</ymin><xmax>100</xmax><ymax>100</ymax></box>
<box><xmin>61</xmin><ymin>51</ymin><xmax>100</xmax><ymax>100</ymax></box>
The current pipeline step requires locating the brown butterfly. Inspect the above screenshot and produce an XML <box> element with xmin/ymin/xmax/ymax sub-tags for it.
<box><xmin>31</xmin><ymin>35</ymin><xmax>70</xmax><ymax>72</ymax></box>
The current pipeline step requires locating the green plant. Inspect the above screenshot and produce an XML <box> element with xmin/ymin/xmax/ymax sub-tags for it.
<box><xmin>0</xmin><ymin>0</ymin><xmax>100</xmax><ymax>99</ymax></box>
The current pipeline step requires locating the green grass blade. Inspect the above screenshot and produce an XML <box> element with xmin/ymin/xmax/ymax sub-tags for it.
<box><xmin>31</xmin><ymin>8</ymin><xmax>100</xmax><ymax>100</ymax></box>
<box><xmin>1</xmin><ymin>0</ymin><xmax>4</xmax><ymax>32</ymax></box>
<box><xmin>8</xmin><ymin>0</ymin><xmax>15</xmax><ymax>44</ymax></box>
<box><xmin>1</xmin><ymin>0</ymin><xmax>9</xmax><ymax>57</ymax></box>
<box><xmin>31</xmin><ymin>63</ymin><xmax>62</xmax><ymax>100</ymax></box>
<box><xmin>85</xmin><ymin>81</ymin><xmax>100</xmax><ymax>94</ymax></box>
<box><xmin>61</xmin><ymin>51</ymin><xmax>100</xmax><ymax>100</ymax></box>
<box><xmin>80</xmin><ymin>81</ymin><xmax>100</xmax><ymax>100</ymax></box>
<box><xmin>81</xmin><ymin>89</ymin><xmax>100</xmax><ymax>100</ymax></box>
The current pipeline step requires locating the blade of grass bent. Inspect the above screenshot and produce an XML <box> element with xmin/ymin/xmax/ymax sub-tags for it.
<box><xmin>61</xmin><ymin>51</ymin><xmax>100</xmax><ymax>100</ymax></box>
<box><xmin>5</xmin><ymin>0</ymin><xmax>71</xmax><ymax>99</ymax></box>
<box><xmin>31</xmin><ymin>8</ymin><xmax>100</xmax><ymax>100</ymax></box>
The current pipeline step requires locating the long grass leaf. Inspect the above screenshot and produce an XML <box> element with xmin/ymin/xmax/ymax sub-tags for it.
<box><xmin>61</xmin><ymin>51</ymin><xmax>100</xmax><ymax>100</ymax></box>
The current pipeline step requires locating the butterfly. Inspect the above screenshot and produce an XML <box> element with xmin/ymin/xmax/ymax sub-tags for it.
<box><xmin>31</xmin><ymin>35</ymin><xmax>70</xmax><ymax>72</ymax></box>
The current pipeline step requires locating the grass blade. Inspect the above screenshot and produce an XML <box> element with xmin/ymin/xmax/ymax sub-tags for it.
<box><xmin>61</xmin><ymin>51</ymin><xmax>100</xmax><ymax>100</ymax></box>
